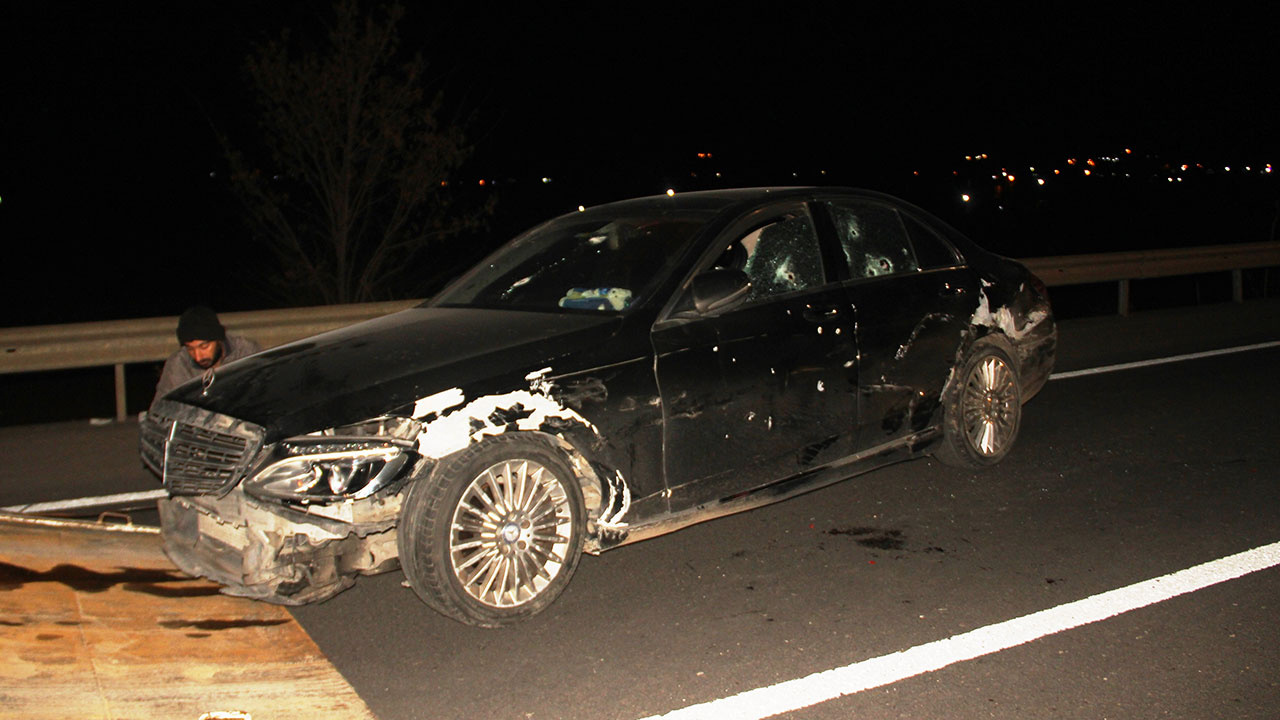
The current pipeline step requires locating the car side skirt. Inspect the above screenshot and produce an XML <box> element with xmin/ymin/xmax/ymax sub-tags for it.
<box><xmin>593</xmin><ymin>429</ymin><xmax>940</xmax><ymax>552</ymax></box>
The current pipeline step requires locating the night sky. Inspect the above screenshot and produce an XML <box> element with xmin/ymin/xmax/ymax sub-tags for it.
<box><xmin>2</xmin><ymin>2</ymin><xmax>1277</xmax><ymax>327</ymax></box>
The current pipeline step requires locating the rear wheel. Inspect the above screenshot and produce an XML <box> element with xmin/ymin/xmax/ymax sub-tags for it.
<box><xmin>936</xmin><ymin>340</ymin><xmax>1021</xmax><ymax>468</ymax></box>
<box><xmin>398</xmin><ymin>434</ymin><xmax>585</xmax><ymax>627</ymax></box>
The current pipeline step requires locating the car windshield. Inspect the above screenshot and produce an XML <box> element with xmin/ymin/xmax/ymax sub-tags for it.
<box><xmin>433</xmin><ymin>208</ymin><xmax>715</xmax><ymax>313</ymax></box>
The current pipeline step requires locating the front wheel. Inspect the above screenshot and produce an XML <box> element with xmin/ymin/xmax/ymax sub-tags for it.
<box><xmin>397</xmin><ymin>434</ymin><xmax>586</xmax><ymax>627</ymax></box>
<box><xmin>935</xmin><ymin>340</ymin><xmax>1022</xmax><ymax>468</ymax></box>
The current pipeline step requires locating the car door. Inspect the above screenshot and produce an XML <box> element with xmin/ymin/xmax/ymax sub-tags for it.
<box><xmin>817</xmin><ymin>198</ymin><xmax>976</xmax><ymax>447</ymax></box>
<box><xmin>652</xmin><ymin>202</ymin><xmax>860</xmax><ymax>512</ymax></box>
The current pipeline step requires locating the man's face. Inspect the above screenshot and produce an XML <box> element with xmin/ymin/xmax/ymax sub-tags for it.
<box><xmin>183</xmin><ymin>339</ymin><xmax>224</xmax><ymax>369</ymax></box>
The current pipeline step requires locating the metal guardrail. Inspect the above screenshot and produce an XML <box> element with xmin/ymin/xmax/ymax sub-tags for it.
<box><xmin>0</xmin><ymin>300</ymin><xmax>419</xmax><ymax>422</ymax></box>
<box><xmin>1021</xmin><ymin>241</ymin><xmax>1280</xmax><ymax>316</ymax></box>
<box><xmin>1</xmin><ymin>243</ymin><xmax>1278</xmax><ymax>422</ymax></box>
<box><xmin>0</xmin><ymin>300</ymin><xmax>419</xmax><ymax>374</ymax></box>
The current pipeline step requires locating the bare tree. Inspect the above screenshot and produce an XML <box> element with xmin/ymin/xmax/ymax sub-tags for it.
<box><xmin>227</xmin><ymin>0</ymin><xmax>486</xmax><ymax>305</ymax></box>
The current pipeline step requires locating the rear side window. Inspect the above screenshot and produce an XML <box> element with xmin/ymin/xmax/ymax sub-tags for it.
<box><xmin>901</xmin><ymin>213</ymin><xmax>961</xmax><ymax>269</ymax></box>
<box><xmin>825</xmin><ymin>201</ymin><xmax>918</xmax><ymax>280</ymax></box>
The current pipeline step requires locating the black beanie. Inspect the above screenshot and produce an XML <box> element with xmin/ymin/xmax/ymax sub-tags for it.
<box><xmin>176</xmin><ymin>306</ymin><xmax>227</xmax><ymax>344</ymax></box>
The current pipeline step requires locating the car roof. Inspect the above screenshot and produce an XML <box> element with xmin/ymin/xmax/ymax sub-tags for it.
<box><xmin>553</xmin><ymin>186</ymin><xmax>986</xmax><ymax>261</ymax></box>
<box><xmin>583</xmin><ymin>186</ymin><xmax>905</xmax><ymax>214</ymax></box>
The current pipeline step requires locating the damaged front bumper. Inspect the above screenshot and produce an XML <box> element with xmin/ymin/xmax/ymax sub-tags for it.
<box><xmin>157</xmin><ymin>490</ymin><xmax>400</xmax><ymax>605</ymax></box>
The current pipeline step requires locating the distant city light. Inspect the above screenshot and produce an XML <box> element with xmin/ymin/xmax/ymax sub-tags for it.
<box><xmin>541</xmin><ymin>177</ymin><xmax>552</xmax><ymax>184</ymax></box>
<box><xmin>577</xmin><ymin>205</ymin><xmax>585</xmax><ymax>212</ymax></box>
<box><xmin>666</xmin><ymin>188</ymin><xmax>675</xmax><ymax>196</ymax></box>
<box><xmin>918</xmin><ymin>147</ymin><xmax>1274</xmax><ymax>211</ymax></box>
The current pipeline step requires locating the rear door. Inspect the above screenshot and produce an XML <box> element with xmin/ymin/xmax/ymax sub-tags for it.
<box><xmin>816</xmin><ymin>198</ymin><xmax>976</xmax><ymax>447</ymax></box>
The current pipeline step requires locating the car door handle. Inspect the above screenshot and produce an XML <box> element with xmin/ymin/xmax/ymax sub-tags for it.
<box><xmin>803</xmin><ymin>305</ymin><xmax>843</xmax><ymax>322</ymax></box>
<box><xmin>939</xmin><ymin>283</ymin><xmax>966</xmax><ymax>297</ymax></box>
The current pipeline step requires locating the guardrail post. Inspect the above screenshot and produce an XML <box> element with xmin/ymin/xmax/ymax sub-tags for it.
<box><xmin>1118</xmin><ymin>279</ymin><xmax>1131</xmax><ymax>317</ymax></box>
<box><xmin>114</xmin><ymin>363</ymin><xmax>127</xmax><ymax>423</ymax></box>
<box><xmin>1232</xmin><ymin>269</ymin><xmax>1243</xmax><ymax>303</ymax></box>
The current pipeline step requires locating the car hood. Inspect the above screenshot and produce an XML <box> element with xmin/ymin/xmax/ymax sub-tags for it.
<box><xmin>167</xmin><ymin>306</ymin><xmax>624</xmax><ymax>440</ymax></box>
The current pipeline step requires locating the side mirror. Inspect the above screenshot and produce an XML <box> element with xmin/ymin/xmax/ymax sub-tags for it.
<box><xmin>691</xmin><ymin>268</ymin><xmax>751</xmax><ymax>314</ymax></box>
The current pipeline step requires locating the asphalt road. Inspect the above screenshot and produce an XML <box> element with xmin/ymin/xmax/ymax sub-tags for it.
<box><xmin>284</xmin><ymin>342</ymin><xmax>1280</xmax><ymax>719</ymax></box>
<box><xmin>3</xmin><ymin>299</ymin><xmax>1279</xmax><ymax>719</ymax></box>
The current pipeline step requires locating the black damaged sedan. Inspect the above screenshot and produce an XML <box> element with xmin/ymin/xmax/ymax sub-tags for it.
<box><xmin>142</xmin><ymin>187</ymin><xmax>1055</xmax><ymax>627</ymax></box>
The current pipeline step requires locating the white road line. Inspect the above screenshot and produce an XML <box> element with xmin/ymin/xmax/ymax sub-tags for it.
<box><xmin>1</xmin><ymin>488</ymin><xmax>167</xmax><ymax>514</ymax></box>
<box><xmin>642</xmin><ymin>540</ymin><xmax>1280</xmax><ymax>720</ymax></box>
<box><xmin>1049</xmin><ymin>340</ymin><xmax>1280</xmax><ymax>380</ymax></box>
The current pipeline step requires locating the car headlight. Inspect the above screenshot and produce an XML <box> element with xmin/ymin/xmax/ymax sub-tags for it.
<box><xmin>244</xmin><ymin>417</ymin><xmax>421</xmax><ymax>504</ymax></box>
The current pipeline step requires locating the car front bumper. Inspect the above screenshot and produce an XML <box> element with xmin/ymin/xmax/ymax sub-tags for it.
<box><xmin>157</xmin><ymin>491</ymin><xmax>400</xmax><ymax>605</ymax></box>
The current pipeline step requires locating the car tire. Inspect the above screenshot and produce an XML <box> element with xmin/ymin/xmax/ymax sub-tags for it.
<box><xmin>397</xmin><ymin>433</ymin><xmax>586</xmax><ymax>627</ymax></box>
<box><xmin>935</xmin><ymin>339</ymin><xmax>1022</xmax><ymax>468</ymax></box>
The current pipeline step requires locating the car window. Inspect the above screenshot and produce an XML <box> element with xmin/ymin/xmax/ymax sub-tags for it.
<box><xmin>733</xmin><ymin>213</ymin><xmax>825</xmax><ymax>303</ymax></box>
<box><xmin>900</xmin><ymin>212</ymin><xmax>961</xmax><ymax>269</ymax></box>
<box><xmin>433</xmin><ymin>210</ymin><xmax>714</xmax><ymax>313</ymax></box>
<box><xmin>825</xmin><ymin>201</ymin><xmax>919</xmax><ymax>280</ymax></box>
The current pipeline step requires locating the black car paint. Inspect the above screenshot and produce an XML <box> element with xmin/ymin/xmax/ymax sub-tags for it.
<box><xmin>168</xmin><ymin>308</ymin><xmax>624</xmax><ymax>440</ymax></box>
<box><xmin>173</xmin><ymin>187</ymin><xmax>1048</xmax><ymax>516</ymax></box>
<box><xmin>850</xmin><ymin>269</ymin><xmax>976</xmax><ymax>444</ymax></box>
<box><xmin>150</xmin><ymin>186</ymin><xmax>1054</xmax><ymax>599</ymax></box>
<box><xmin>655</xmin><ymin>278</ymin><xmax>863</xmax><ymax>510</ymax></box>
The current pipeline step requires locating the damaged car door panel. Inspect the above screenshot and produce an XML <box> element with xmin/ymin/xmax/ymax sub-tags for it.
<box><xmin>141</xmin><ymin>187</ymin><xmax>1056</xmax><ymax>627</ymax></box>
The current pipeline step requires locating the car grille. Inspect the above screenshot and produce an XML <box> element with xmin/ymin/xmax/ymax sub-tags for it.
<box><xmin>142</xmin><ymin>400</ymin><xmax>266</xmax><ymax>496</ymax></box>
